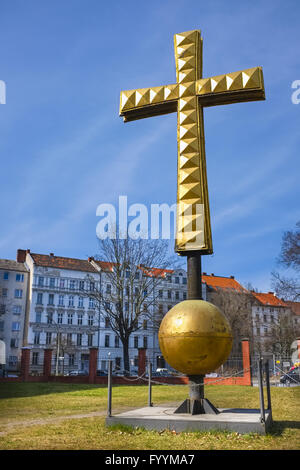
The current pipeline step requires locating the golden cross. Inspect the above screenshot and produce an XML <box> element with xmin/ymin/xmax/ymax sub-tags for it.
<box><xmin>120</xmin><ymin>30</ymin><xmax>265</xmax><ymax>255</ymax></box>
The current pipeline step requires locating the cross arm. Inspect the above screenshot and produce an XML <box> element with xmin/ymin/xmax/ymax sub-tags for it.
<box><xmin>120</xmin><ymin>84</ymin><xmax>178</xmax><ymax>122</ymax></box>
<box><xmin>196</xmin><ymin>66</ymin><xmax>265</xmax><ymax>106</ymax></box>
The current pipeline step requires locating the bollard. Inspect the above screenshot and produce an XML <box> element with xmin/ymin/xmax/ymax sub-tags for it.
<box><xmin>107</xmin><ymin>359</ymin><xmax>112</xmax><ymax>417</ymax></box>
<box><xmin>148</xmin><ymin>362</ymin><xmax>153</xmax><ymax>407</ymax></box>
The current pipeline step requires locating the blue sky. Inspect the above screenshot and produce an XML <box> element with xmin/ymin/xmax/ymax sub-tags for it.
<box><xmin>0</xmin><ymin>0</ymin><xmax>300</xmax><ymax>291</ymax></box>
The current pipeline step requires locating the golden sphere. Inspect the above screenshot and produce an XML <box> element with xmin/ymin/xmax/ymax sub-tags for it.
<box><xmin>158</xmin><ymin>300</ymin><xmax>233</xmax><ymax>375</ymax></box>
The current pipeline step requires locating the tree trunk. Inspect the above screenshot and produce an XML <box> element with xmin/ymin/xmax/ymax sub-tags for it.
<box><xmin>121</xmin><ymin>337</ymin><xmax>130</xmax><ymax>375</ymax></box>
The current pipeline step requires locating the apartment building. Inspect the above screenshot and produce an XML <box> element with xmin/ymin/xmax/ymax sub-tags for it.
<box><xmin>0</xmin><ymin>259</ymin><xmax>29</xmax><ymax>370</ymax></box>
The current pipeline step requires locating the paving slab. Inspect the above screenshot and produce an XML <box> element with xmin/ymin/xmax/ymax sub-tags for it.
<box><xmin>106</xmin><ymin>406</ymin><xmax>272</xmax><ymax>435</ymax></box>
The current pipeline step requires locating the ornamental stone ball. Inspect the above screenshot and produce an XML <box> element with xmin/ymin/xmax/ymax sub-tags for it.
<box><xmin>158</xmin><ymin>300</ymin><xmax>233</xmax><ymax>376</ymax></box>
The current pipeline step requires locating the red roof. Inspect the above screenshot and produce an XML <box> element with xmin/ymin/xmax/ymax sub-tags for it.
<box><xmin>285</xmin><ymin>301</ymin><xmax>300</xmax><ymax>316</ymax></box>
<box><xmin>30</xmin><ymin>253</ymin><xmax>97</xmax><ymax>273</ymax></box>
<box><xmin>252</xmin><ymin>292</ymin><xmax>287</xmax><ymax>307</ymax></box>
<box><xmin>202</xmin><ymin>274</ymin><xmax>246</xmax><ymax>292</ymax></box>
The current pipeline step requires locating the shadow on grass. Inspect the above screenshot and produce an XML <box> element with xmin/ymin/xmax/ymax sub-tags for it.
<box><xmin>0</xmin><ymin>382</ymin><xmax>108</xmax><ymax>399</ymax></box>
<box><xmin>269</xmin><ymin>420</ymin><xmax>300</xmax><ymax>436</ymax></box>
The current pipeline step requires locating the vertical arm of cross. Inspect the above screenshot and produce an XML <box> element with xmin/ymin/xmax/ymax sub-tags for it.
<box><xmin>175</xmin><ymin>30</ymin><xmax>213</xmax><ymax>254</ymax></box>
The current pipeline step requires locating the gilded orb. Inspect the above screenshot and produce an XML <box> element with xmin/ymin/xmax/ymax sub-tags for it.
<box><xmin>158</xmin><ymin>300</ymin><xmax>233</xmax><ymax>375</ymax></box>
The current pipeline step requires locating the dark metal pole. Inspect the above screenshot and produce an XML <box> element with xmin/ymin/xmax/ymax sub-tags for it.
<box><xmin>148</xmin><ymin>362</ymin><xmax>153</xmax><ymax>407</ymax></box>
<box><xmin>107</xmin><ymin>359</ymin><xmax>112</xmax><ymax>417</ymax></box>
<box><xmin>187</xmin><ymin>252</ymin><xmax>202</xmax><ymax>300</ymax></box>
<box><xmin>257</xmin><ymin>358</ymin><xmax>265</xmax><ymax>423</ymax></box>
<box><xmin>264</xmin><ymin>361</ymin><xmax>272</xmax><ymax>411</ymax></box>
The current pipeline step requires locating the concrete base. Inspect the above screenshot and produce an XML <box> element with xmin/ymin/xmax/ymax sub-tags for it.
<box><xmin>106</xmin><ymin>406</ymin><xmax>272</xmax><ymax>435</ymax></box>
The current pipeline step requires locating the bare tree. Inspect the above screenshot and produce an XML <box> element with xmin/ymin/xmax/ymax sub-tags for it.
<box><xmin>271</xmin><ymin>222</ymin><xmax>300</xmax><ymax>301</ymax></box>
<box><xmin>87</xmin><ymin>235</ymin><xmax>177</xmax><ymax>373</ymax></box>
<box><xmin>208</xmin><ymin>288</ymin><xmax>254</xmax><ymax>354</ymax></box>
<box><xmin>263</xmin><ymin>314</ymin><xmax>300</xmax><ymax>358</ymax></box>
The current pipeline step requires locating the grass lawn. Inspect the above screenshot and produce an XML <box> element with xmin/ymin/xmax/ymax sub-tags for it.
<box><xmin>0</xmin><ymin>382</ymin><xmax>299</xmax><ymax>450</ymax></box>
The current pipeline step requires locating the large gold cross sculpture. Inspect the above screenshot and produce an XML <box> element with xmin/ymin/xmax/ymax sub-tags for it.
<box><xmin>120</xmin><ymin>30</ymin><xmax>265</xmax><ymax>255</ymax></box>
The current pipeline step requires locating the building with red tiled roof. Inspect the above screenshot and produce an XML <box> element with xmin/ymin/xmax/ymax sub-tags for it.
<box><xmin>251</xmin><ymin>291</ymin><xmax>287</xmax><ymax>308</ymax></box>
<box><xmin>202</xmin><ymin>273</ymin><xmax>246</xmax><ymax>293</ymax></box>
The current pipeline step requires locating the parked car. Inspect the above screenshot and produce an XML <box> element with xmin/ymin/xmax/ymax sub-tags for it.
<box><xmin>96</xmin><ymin>370</ymin><xmax>108</xmax><ymax>376</ymax></box>
<box><xmin>153</xmin><ymin>368</ymin><xmax>170</xmax><ymax>376</ymax></box>
<box><xmin>67</xmin><ymin>370</ymin><xmax>88</xmax><ymax>376</ymax></box>
<box><xmin>280</xmin><ymin>367</ymin><xmax>300</xmax><ymax>384</ymax></box>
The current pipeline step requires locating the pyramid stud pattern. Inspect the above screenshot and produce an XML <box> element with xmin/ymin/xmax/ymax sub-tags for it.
<box><xmin>120</xmin><ymin>30</ymin><xmax>265</xmax><ymax>254</ymax></box>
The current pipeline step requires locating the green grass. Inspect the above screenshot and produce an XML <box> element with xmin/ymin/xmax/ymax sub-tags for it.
<box><xmin>0</xmin><ymin>382</ymin><xmax>299</xmax><ymax>450</ymax></box>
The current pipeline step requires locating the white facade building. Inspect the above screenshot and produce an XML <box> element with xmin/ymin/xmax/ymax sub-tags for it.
<box><xmin>0</xmin><ymin>259</ymin><xmax>29</xmax><ymax>371</ymax></box>
<box><xmin>16</xmin><ymin>249</ymin><xmax>197</xmax><ymax>374</ymax></box>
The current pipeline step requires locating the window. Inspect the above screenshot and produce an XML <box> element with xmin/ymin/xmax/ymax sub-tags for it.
<box><xmin>167</xmin><ymin>290</ymin><xmax>172</xmax><ymax>299</ymax></box>
<box><xmin>32</xmin><ymin>352</ymin><xmax>39</xmax><ymax>365</ymax></box>
<box><xmin>125</xmin><ymin>270</ymin><xmax>130</xmax><ymax>279</ymax></box>
<box><xmin>0</xmin><ymin>304</ymin><xmax>5</xmax><ymax>315</ymax></box>
<box><xmin>16</xmin><ymin>273</ymin><xmax>24</xmax><ymax>282</ymax></box>
<box><xmin>0</xmin><ymin>321</ymin><xmax>4</xmax><ymax>331</ymax></box>
<box><xmin>89</xmin><ymin>298</ymin><xmax>95</xmax><ymax>309</ymax></box>
<box><xmin>143</xmin><ymin>319</ymin><xmax>148</xmax><ymax>330</ymax></box>
<box><xmin>158</xmin><ymin>304</ymin><xmax>163</xmax><ymax>314</ymax></box>
<box><xmin>3</xmin><ymin>272</ymin><xmax>9</xmax><ymax>280</ymax></box>
<box><xmin>35</xmin><ymin>312</ymin><xmax>41</xmax><ymax>323</ymax></box>
<box><xmin>57</xmin><ymin>312</ymin><xmax>63</xmax><ymax>324</ymax></box>
<box><xmin>115</xmin><ymin>336</ymin><xmax>119</xmax><ymax>348</ymax></box>
<box><xmin>167</xmin><ymin>275</ymin><xmax>172</xmax><ymax>283</ymax></box>
<box><xmin>68</xmin><ymin>354</ymin><xmax>75</xmax><ymax>366</ymax></box>
<box><xmin>79</xmin><ymin>280</ymin><xmax>84</xmax><ymax>290</ymax></box>
<box><xmin>105</xmin><ymin>335</ymin><xmax>110</xmax><ymax>347</ymax></box>
<box><xmin>78</xmin><ymin>296</ymin><xmax>84</xmax><ymax>308</ymax></box>
<box><xmin>33</xmin><ymin>332</ymin><xmax>40</xmax><ymax>344</ymax></box>
<box><xmin>77</xmin><ymin>334</ymin><xmax>82</xmax><ymax>346</ymax></box>
<box><xmin>88</xmin><ymin>334</ymin><xmax>93</xmax><ymax>347</ymax></box>
<box><xmin>90</xmin><ymin>281</ymin><xmax>95</xmax><ymax>291</ymax></box>
<box><xmin>175</xmin><ymin>291</ymin><xmax>179</xmax><ymax>300</ymax></box>
<box><xmin>37</xmin><ymin>293</ymin><xmax>43</xmax><ymax>305</ymax></box>
<box><xmin>67</xmin><ymin>333</ymin><xmax>72</xmax><ymax>345</ymax></box>
<box><xmin>182</xmin><ymin>277</ymin><xmax>187</xmax><ymax>285</ymax></box>
<box><xmin>77</xmin><ymin>314</ymin><xmax>83</xmax><ymax>325</ymax></box>
<box><xmin>143</xmin><ymin>289</ymin><xmax>147</xmax><ymax>296</ymax></box>
<box><xmin>183</xmin><ymin>292</ymin><xmax>187</xmax><ymax>300</ymax></box>
<box><xmin>49</xmin><ymin>277</ymin><xmax>55</xmax><ymax>288</ymax></box>
<box><xmin>134</xmin><ymin>336</ymin><xmax>139</xmax><ymax>348</ymax></box>
<box><xmin>67</xmin><ymin>313</ymin><xmax>73</xmax><ymax>325</ymax></box>
<box><xmin>13</xmin><ymin>305</ymin><xmax>22</xmax><ymax>315</ymax></box>
<box><xmin>2</xmin><ymin>288</ymin><xmax>7</xmax><ymax>297</ymax></box>
<box><xmin>48</xmin><ymin>294</ymin><xmax>54</xmax><ymax>305</ymax></box>
<box><xmin>175</xmin><ymin>277</ymin><xmax>179</xmax><ymax>284</ymax></box>
<box><xmin>143</xmin><ymin>336</ymin><xmax>148</xmax><ymax>348</ymax></box>
<box><xmin>46</xmin><ymin>332</ymin><xmax>52</xmax><ymax>345</ymax></box>
<box><xmin>59</xmin><ymin>279</ymin><xmax>65</xmax><ymax>289</ymax></box>
<box><xmin>158</xmin><ymin>290</ymin><xmax>163</xmax><ymax>298</ymax></box>
<box><xmin>38</xmin><ymin>276</ymin><xmax>44</xmax><ymax>287</ymax></box>
<box><xmin>47</xmin><ymin>313</ymin><xmax>53</xmax><ymax>324</ymax></box>
<box><xmin>125</xmin><ymin>302</ymin><xmax>129</xmax><ymax>312</ymax></box>
<box><xmin>105</xmin><ymin>317</ymin><xmax>110</xmax><ymax>328</ymax></box>
<box><xmin>9</xmin><ymin>356</ymin><xmax>18</xmax><ymax>367</ymax></box>
<box><xmin>14</xmin><ymin>289</ymin><xmax>23</xmax><ymax>298</ymax></box>
<box><xmin>68</xmin><ymin>295</ymin><xmax>74</xmax><ymax>307</ymax></box>
<box><xmin>135</xmin><ymin>272</ymin><xmax>140</xmax><ymax>280</ymax></box>
<box><xmin>106</xmin><ymin>284</ymin><xmax>111</xmax><ymax>294</ymax></box>
<box><xmin>58</xmin><ymin>295</ymin><xmax>64</xmax><ymax>306</ymax></box>
<box><xmin>10</xmin><ymin>338</ymin><xmax>19</xmax><ymax>348</ymax></box>
<box><xmin>69</xmin><ymin>280</ymin><xmax>76</xmax><ymax>290</ymax></box>
<box><xmin>12</xmin><ymin>322</ymin><xmax>20</xmax><ymax>331</ymax></box>
<box><xmin>88</xmin><ymin>315</ymin><xmax>94</xmax><ymax>326</ymax></box>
